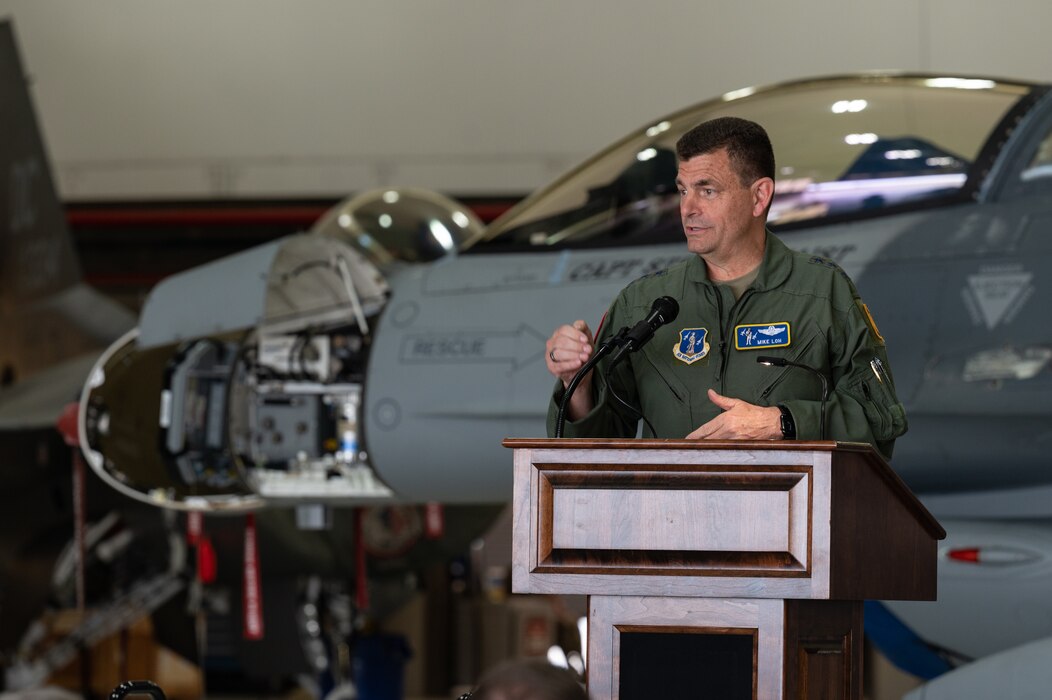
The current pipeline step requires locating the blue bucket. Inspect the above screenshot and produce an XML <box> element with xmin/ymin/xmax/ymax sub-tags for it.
<box><xmin>353</xmin><ymin>634</ymin><xmax>412</xmax><ymax>700</ymax></box>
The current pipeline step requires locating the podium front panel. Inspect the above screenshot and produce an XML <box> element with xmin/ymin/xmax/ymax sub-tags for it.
<box><xmin>588</xmin><ymin>596</ymin><xmax>783</xmax><ymax>700</ymax></box>
<box><xmin>541</xmin><ymin>465</ymin><xmax>811</xmax><ymax>572</ymax></box>
<box><xmin>588</xmin><ymin>596</ymin><xmax>862</xmax><ymax>700</ymax></box>
<box><xmin>509</xmin><ymin>439</ymin><xmax>942</xmax><ymax>601</ymax></box>
<box><xmin>512</xmin><ymin>444</ymin><xmax>832</xmax><ymax>599</ymax></box>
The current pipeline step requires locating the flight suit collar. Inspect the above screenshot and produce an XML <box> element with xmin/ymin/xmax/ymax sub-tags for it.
<box><xmin>684</xmin><ymin>230</ymin><xmax>793</xmax><ymax>292</ymax></box>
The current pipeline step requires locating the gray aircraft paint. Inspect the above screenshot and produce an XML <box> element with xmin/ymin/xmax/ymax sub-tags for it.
<box><xmin>888</xmin><ymin>519</ymin><xmax>1052</xmax><ymax>660</ymax></box>
<box><xmin>904</xmin><ymin>635</ymin><xmax>1052</xmax><ymax>699</ymax></box>
<box><xmin>359</xmin><ymin>75</ymin><xmax>1052</xmax><ymax>691</ymax></box>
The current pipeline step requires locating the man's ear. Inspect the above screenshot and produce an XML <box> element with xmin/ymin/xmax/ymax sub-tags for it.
<box><xmin>752</xmin><ymin>177</ymin><xmax>775</xmax><ymax>217</ymax></box>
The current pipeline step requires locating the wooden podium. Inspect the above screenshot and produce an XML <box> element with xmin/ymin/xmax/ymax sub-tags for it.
<box><xmin>505</xmin><ymin>439</ymin><xmax>944</xmax><ymax>700</ymax></box>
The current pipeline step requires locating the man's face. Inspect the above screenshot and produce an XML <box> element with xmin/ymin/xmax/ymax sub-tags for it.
<box><xmin>675</xmin><ymin>148</ymin><xmax>767</xmax><ymax>262</ymax></box>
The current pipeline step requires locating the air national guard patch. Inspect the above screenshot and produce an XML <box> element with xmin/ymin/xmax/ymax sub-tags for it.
<box><xmin>735</xmin><ymin>322</ymin><xmax>791</xmax><ymax>350</ymax></box>
<box><xmin>674</xmin><ymin>328</ymin><xmax>710</xmax><ymax>365</ymax></box>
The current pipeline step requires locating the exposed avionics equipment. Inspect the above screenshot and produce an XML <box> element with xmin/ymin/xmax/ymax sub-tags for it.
<box><xmin>79</xmin><ymin>233</ymin><xmax>394</xmax><ymax>511</ymax></box>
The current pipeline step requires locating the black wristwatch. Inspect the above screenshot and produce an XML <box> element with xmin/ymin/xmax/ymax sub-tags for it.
<box><xmin>778</xmin><ymin>405</ymin><xmax>796</xmax><ymax>440</ymax></box>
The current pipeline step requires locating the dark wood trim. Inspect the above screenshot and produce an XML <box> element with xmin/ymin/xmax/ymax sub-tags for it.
<box><xmin>535</xmin><ymin>549</ymin><xmax>808</xmax><ymax>577</ymax></box>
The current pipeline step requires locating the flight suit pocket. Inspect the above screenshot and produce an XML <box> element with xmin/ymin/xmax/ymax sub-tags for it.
<box><xmin>755</xmin><ymin>333</ymin><xmax>821</xmax><ymax>404</ymax></box>
<box><xmin>846</xmin><ymin>366</ymin><xmax>907</xmax><ymax>441</ymax></box>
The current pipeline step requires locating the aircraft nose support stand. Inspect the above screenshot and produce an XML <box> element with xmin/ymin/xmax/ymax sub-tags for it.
<box><xmin>57</xmin><ymin>401</ymin><xmax>87</xmax><ymax>612</ymax></box>
<box><xmin>506</xmin><ymin>438</ymin><xmax>944</xmax><ymax>699</ymax></box>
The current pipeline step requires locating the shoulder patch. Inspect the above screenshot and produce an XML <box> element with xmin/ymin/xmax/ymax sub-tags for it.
<box><xmin>856</xmin><ymin>300</ymin><xmax>885</xmax><ymax>345</ymax></box>
<box><xmin>674</xmin><ymin>328</ymin><xmax>710</xmax><ymax>364</ymax></box>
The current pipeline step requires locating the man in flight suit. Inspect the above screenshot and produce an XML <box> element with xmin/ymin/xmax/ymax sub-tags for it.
<box><xmin>544</xmin><ymin>117</ymin><xmax>907</xmax><ymax>459</ymax></box>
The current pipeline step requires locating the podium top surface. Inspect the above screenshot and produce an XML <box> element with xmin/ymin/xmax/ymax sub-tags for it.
<box><xmin>504</xmin><ymin>437</ymin><xmax>870</xmax><ymax>453</ymax></box>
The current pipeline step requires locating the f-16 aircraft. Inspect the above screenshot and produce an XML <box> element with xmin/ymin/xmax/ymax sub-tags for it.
<box><xmin>4</xmin><ymin>14</ymin><xmax>1052</xmax><ymax>694</ymax></box>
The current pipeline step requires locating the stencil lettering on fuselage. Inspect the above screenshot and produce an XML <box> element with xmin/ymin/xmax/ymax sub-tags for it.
<box><xmin>398</xmin><ymin>325</ymin><xmax>546</xmax><ymax>369</ymax></box>
<box><xmin>422</xmin><ymin>252</ymin><xmax>690</xmax><ymax>295</ymax></box>
<box><xmin>566</xmin><ymin>256</ymin><xmax>689</xmax><ymax>283</ymax></box>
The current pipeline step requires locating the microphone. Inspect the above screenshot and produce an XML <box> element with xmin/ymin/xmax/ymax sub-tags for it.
<box><xmin>756</xmin><ymin>356</ymin><xmax>830</xmax><ymax>440</ymax></box>
<box><xmin>554</xmin><ymin>298</ymin><xmax>678</xmax><ymax>438</ymax></box>
<box><xmin>607</xmin><ymin>296</ymin><xmax>680</xmax><ymax>368</ymax></box>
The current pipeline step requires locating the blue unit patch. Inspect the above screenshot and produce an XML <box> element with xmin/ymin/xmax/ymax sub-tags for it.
<box><xmin>674</xmin><ymin>328</ymin><xmax>710</xmax><ymax>365</ymax></box>
<box><xmin>735</xmin><ymin>322</ymin><xmax>791</xmax><ymax>350</ymax></box>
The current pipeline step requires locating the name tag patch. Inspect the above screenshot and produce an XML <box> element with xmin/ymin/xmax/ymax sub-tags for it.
<box><xmin>735</xmin><ymin>322</ymin><xmax>791</xmax><ymax>350</ymax></box>
<box><xmin>674</xmin><ymin>328</ymin><xmax>710</xmax><ymax>364</ymax></box>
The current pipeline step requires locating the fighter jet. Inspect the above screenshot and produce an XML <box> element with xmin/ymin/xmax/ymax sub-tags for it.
<box><xmin>353</xmin><ymin>75</ymin><xmax>1052</xmax><ymax>696</ymax></box>
<box><xmin>77</xmin><ymin>70</ymin><xmax>1052</xmax><ymax>695</ymax></box>
<box><xmin>5</xmin><ymin>14</ymin><xmax>1052</xmax><ymax>692</ymax></box>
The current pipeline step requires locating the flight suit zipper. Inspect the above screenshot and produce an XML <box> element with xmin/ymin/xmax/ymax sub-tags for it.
<box><xmin>714</xmin><ymin>292</ymin><xmax>726</xmax><ymax>386</ymax></box>
<box><xmin>714</xmin><ymin>288</ymin><xmax>754</xmax><ymax>394</ymax></box>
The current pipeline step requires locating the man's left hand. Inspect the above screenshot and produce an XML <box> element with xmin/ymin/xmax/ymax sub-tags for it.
<box><xmin>686</xmin><ymin>389</ymin><xmax>782</xmax><ymax>440</ymax></box>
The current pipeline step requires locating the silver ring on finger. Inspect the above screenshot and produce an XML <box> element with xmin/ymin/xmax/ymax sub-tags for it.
<box><xmin>549</xmin><ymin>349</ymin><xmax>557</xmax><ymax>362</ymax></box>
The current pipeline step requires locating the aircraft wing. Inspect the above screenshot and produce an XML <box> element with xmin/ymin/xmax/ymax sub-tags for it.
<box><xmin>0</xmin><ymin>349</ymin><xmax>99</xmax><ymax>430</ymax></box>
<box><xmin>904</xmin><ymin>635</ymin><xmax>1052</xmax><ymax>699</ymax></box>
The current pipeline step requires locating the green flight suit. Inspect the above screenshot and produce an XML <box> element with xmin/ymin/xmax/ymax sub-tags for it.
<box><xmin>546</xmin><ymin>232</ymin><xmax>907</xmax><ymax>460</ymax></box>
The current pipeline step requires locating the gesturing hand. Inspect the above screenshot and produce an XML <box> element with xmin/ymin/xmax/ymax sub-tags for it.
<box><xmin>686</xmin><ymin>389</ymin><xmax>782</xmax><ymax>440</ymax></box>
<box><xmin>545</xmin><ymin>320</ymin><xmax>594</xmax><ymax>388</ymax></box>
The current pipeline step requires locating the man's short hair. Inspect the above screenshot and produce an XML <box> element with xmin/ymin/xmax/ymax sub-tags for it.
<box><xmin>675</xmin><ymin>116</ymin><xmax>775</xmax><ymax>186</ymax></box>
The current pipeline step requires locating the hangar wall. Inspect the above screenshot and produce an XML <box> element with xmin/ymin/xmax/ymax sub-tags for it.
<box><xmin>0</xmin><ymin>0</ymin><xmax>1048</xmax><ymax>200</ymax></box>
